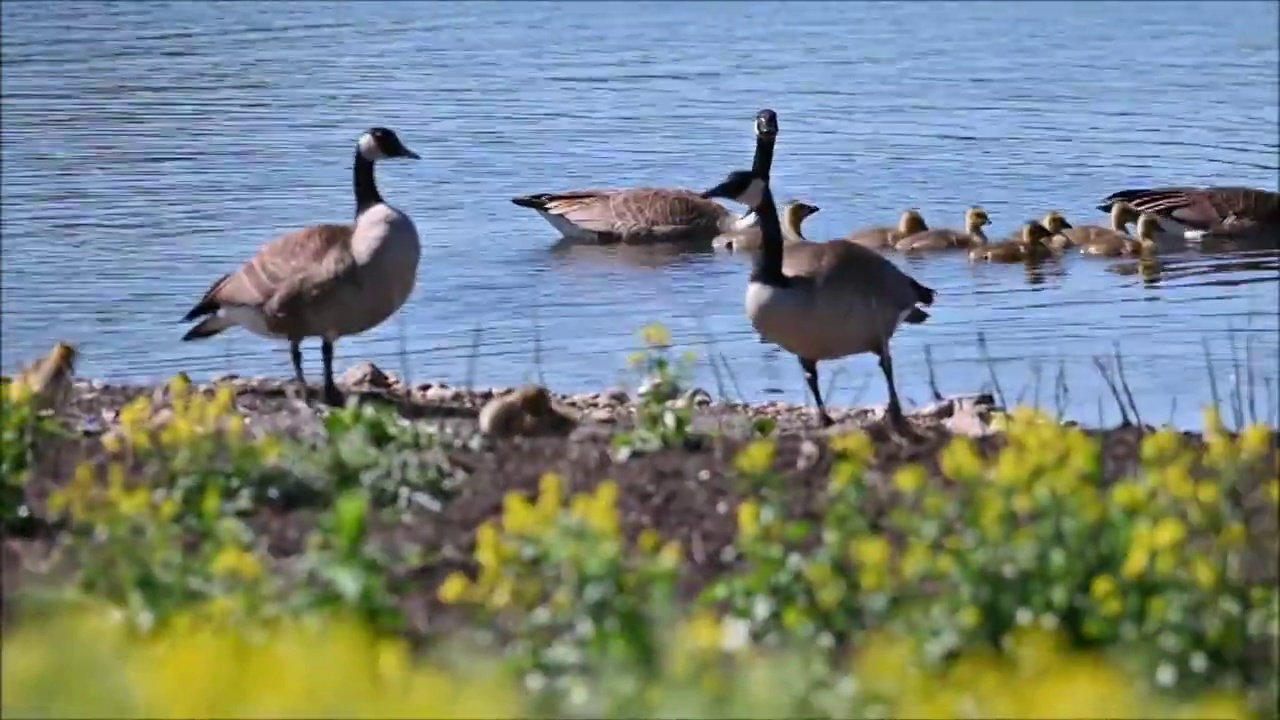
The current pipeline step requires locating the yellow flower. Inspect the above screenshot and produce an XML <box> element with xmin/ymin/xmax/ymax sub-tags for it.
<box><xmin>474</xmin><ymin>523</ymin><xmax>502</xmax><ymax>571</ymax></box>
<box><xmin>1159</xmin><ymin>463</ymin><xmax>1195</xmax><ymax>501</ymax></box>
<box><xmin>224</xmin><ymin>415</ymin><xmax>246</xmax><ymax>442</ymax></box>
<box><xmin>657</xmin><ymin>540</ymin><xmax>682</xmax><ymax>569</ymax></box>
<box><xmin>101</xmin><ymin>431</ymin><xmax>125</xmax><ymax>455</ymax></box>
<box><xmin>1122</xmin><ymin>546</ymin><xmax>1150</xmax><ymax>580</ymax></box>
<box><xmin>957</xmin><ymin>605</ymin><xmax>982</xmax><ymax>630</ymax></box>
<box><xmin>939</xmin><ymin>437</ymin><xmax>985</xmax><ymax>484</ymax></box>
<box><xmin>1100</xmin><ymin>596</ymin><xmax>1124</xmax><ymax>618</ymax></box>
<box><xmin>210</xmin><ymin>547</ymin><xmax>263</xmax><ymax>581</ymax></box>
<box><xmin>1153</xmin><ymin>549</ymin><xmax>1178</xmax><ymax>577</ymax></box>
<box><xmin>535</xmin><ymin>472</ymin><xmax>563</xmax><ymax>521</ymax></box>
<box><xmin>501</xmin><ymin>492</ymin><xmax>538</xmax><ymax>536</ymax></box>
<box><xmin>436</xmin><ymin>572</ymin><xmax>471</xmax><ymax>604</ymax></box>
<box><xmin>734</xmin><ymin>440</ymin><xmax>776</xmax><ymax>477</ymax></box>
<box><xmin>684</xmin><ymin>610</ymin><xmax>722</xmax><ymax>652</ymax></box>
<box><xmin>1151</xmin><ymin>517</ymin><xmax>1187</xmax><ymax>551</ymax></box>
<box><xmin>850</xmin><ymin>535</ymin><xmax>891</xmax><ymax>570</ymax></box>
<box><xmin>1190</xmin><ymin>556</ymin><xmax>1219</xmax><ymax>590</ymax></box>
<box><xmin>829</xmin><ymin>431</ymin><xmax>873</xmax><ymax>463</ymax></box>
<box><xmin>1269</xmin><ymin>479</ymin><xmax>1280</xmax><ymax>505</ymax></box>
<box><xmin>1146</xmin><ymin>596</ymin><xmax>1168</xmax><ymax>621</ymax></box>
<box><xmin>1089</xmin><ymin>574</ymin><xmax>1118</xmax><ymax>601</ymax></box>
<box><xmin>934</xmin><ymin>552</ymin><xmax>957</xmax><ymax>575</ymax></box>
<box><xmin>1238</xmin><ymin>423</ymin><xmax>1273</xmax><ymax>462</ymax></box>
<box><xmin>256</xmin><ymin>435</ymin><xmax>283</xmax><ymax>464</ymax></box>
<box><xmin>639</xmin><ymin>322</ymin><xmax>672</xmax><ymax>348</ymax></box>
<box><xmin>1140</xmin><ymin>427</ymin><xmax>1183</xmax><ymax>467</ymax></box>
<box><xmin>1194</xmin><ymin>481</ymin><xmax>1221</xmax><ymax>507</ymax></box>
<box><xmin>736</xmin><ymin>500</ymin><xmax>760</xmax><ymax>541</ymax></box>
<box><xmin>117</xmin><ymin>396</ymin><xmax>153</xmax><ymax>438</ymax></box>
<box><xmin>893</xmin><ymin>464</ymin><xmax>926</xmax><ymax>495</ymax></box>
<box><xmin>583</xmin><ymin>481</ymin><xmax>620</xmax><ymax>537</ymax></box>
<box><xmin>1218</xmin><ymin>522</ymin><xmax>1246</xmax><ymax>547</ymax></box>
<box><xmin>637</xmin><ymin>528</ymin><xmax>661</xmax><ymax>554</ymax></box>
<box><xmin>157</xmin><ymin>497</ymin><xmax>180</xmax><ymax>522</ymax></box>
<box><xmin>1109</xmin><ymin>481</ymin><xmax>1146</xmax><ymax>512</ymax></box>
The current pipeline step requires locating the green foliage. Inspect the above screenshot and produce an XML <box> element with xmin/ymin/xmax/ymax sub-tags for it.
<box><xmin>0</xmin><ymin>378</ymin><xmax>63</xmax><ymax>532</ymax></box>
<box><xmin>612</xmin><ymin>323</ymin><xmax>701</xmax><ymax>460</ymax></box>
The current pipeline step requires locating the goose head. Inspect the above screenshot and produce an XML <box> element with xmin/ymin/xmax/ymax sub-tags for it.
<box><xmin>898</xmin><ymin>209</ymin><xmax>928</xmax><ymax>235</ymax></box>
<box><xmin>780</xmin><ymin>200</ymin><xmax>820</xmax><ymax>242</ymax></box>
<box><xmin>357</xmin><ymin>127</ymin><xmax>421</xmax><ymax>161</ymax></box>
<box><xmin>755</xmin><ymin>109</ymin><xmax>779</xmax><ymax>139</ymax></box>
<box><xmin>1110</xmin><ymin>201</ymin><xmax>1139</xmax><ymax>230</ymax></box>
<box><xmin>1040</xmin><ymin>211</ymin><xmax>1072</xmax><ymax>233</ymax></box>
<box><xmin>1020</xmin><ymin>221</ymin><xmax>1057</xmax><ymax>246</ymax></box>
<box><xmin>965</xmin><ymin>206</ymin><xmax>992</xmax><ymax>233</ymax></box>
<box><xmin>1135</xmin><ymin>213</ymin><xmax>1162</xmax><ymax>250</ymax></box>
<box><xmin>701</xmin><ymin>170</ymin><xmax>769</xmax><ymax>211</ymax></box>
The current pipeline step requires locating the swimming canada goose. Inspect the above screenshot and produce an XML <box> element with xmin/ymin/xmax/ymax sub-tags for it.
<box><xmin>716</xmin><ymin>199</ymin><xmax>820</xmax><ymax>252</ymax></box>
<box><xmin>1079</xmin><ymin>213</ymin><xmax>1161</xmax><ymax>257</ymax></box>
<box><xmin>844</xmin><ymin>209</ymin><xmax>929</xmax><ymax>249</ymax></box>
<box><xmin>180</xmin><ymin>127</ymin><xmax>422</xmax><ymax>406</ymax></box>
<box><xmin>968</xmin><ymin>222</ymin><xmax>1056</xmax><ymax>263</ymax></box>
<box><xmin>895</xmin><ymin>207</ymin><xmax>991</xmax><ymax>253</ymax></box>
<box><xmin>1096</xmin><ymin>186</ymin><xmax>1280</xmax><ymax>241</ymax></box>
<box><xmin>9</xmin><ymin>341</ymin><xmax>78</xmax><ymax>412</ymax></box>
<box><xmin>700</xmin><ymin>169</ymin><xmax>935</xmax><ymax>432</ymax></box>
<box><xmin>511</xmin><ymin>109</ymin><xmax>780</xmax><ymax>245</ymax></box>
<box><xmin>478</xmin><ymin>385</ymin><xmax>579</xmax><ymax>438</ymax></box>
<box><xmin>1042</xmin><ymin>203</ymin><xmax>1138</xmax><ymax>250</ymax></box>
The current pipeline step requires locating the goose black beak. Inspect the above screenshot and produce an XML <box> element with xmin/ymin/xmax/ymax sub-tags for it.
<box><xmin>700</xmin><ymin>183</ymin><xmax>730</xmax><ymax>200</ymax></box>
<box><xmin>1059</xmin><ymin>220</ymin><xmax>1073</xmax><ymax>229</ymax></box>
<box><xmin>401</xmin><ymin>148</ymin><xmax>421</xmax><ymax>160</ymax></box>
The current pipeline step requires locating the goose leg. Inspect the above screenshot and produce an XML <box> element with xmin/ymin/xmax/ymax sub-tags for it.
<box><xmin>321</xmin><ymin>339</ymin><xmax>344</xmax><ymax>407</ymax></box>
<box><xmin>875</xmin><ymin>346</ymin><xmax>910</xmax><ymax>434</ymax></box>
<box><xmin>289</xmin><ymin>340</ymin><xmax>307</xmax><ymax>390</ymax></box>
<box><xmin>799</xmin><ymin>357</ymin><xmax>834</xmax><ymax>428</ymax></box>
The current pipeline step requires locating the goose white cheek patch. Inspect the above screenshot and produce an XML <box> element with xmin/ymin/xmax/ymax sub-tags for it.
<box><xmin>357</xmin><ymin>133</ymin><xmax>385</xmax><ymax>161</ymax></box>
<box><xmin>736</xmin><ymin>177</ymin><xmax>767</xmax><ymax>208</ymax></box>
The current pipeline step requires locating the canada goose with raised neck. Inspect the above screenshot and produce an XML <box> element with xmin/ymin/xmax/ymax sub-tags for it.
<box><xmin>511</xmin><ymin>110</ymin><xmax>780</xmax><ymax>245</ymax></box>
<box><xmin>180</xmin><ymin>127</ymin><xmax>422</xmax><ymax>406</ymax></box>
<box><xmin>700</xmin><ymin>170</ymin><xmax>935</xmax><ymax>432</ymax></box>
<box><xmin>1043</xmin><ymin>204</ymin><xmax>1138</xmax><ymax>250</ymax></box>
<box><xmin>844</xmin><ymin>209</ymin><xmax>928</xmax><ymax>249</ymax></box>
<box><xmin>1079</xmin><ymin>213</ymin><xmax>1162</xmax><ymax>257</ymax></box>
<box><xmin>969</xmin><ymin>222</ymin><xmax>1056</xmax><ymax>263</ymax></box>
<box><xmin>717</xmin><ymin>199</ymin><xmax>820</xmax><ymax>252</ymax></box>
<box><xmin>896</xmin><ymin>206</ymin><xmax>991</xmax><ymax>253</ymax></box>
<box><xmin>1096</xmin><ymin>185</ymin><xmax>1280</xmax><ymax>241</ymax></box>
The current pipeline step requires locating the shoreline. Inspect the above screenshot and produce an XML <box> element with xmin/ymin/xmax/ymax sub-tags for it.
<box><xmin>47</xmin><ymin>359</ymin><xmax>1247</xmax><ymax>443</ymax></box>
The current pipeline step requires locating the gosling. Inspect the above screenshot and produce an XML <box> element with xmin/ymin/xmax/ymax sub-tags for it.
<box><xmin>1079</xmin><ymin>213</ymin><xmax>1161</xmax><ymax>257</ymax></box>
<box><xmin>844</xmin><ymin>209</ymin><xmax>929</xmax><ymax>250</ymax></box>
<box><xmin>478</xmin><ymin>385</ymin><xmax>578</xmax><ymax>438</ymax></box>
<box><xmin>896</xmin><ymin>206</ymin><xmax>991</xmax><ymax>252</ymax></box>
<box><xmin>717</xmin><ymin>199</ymin><xmax>820</xmax><ymax>252</ymax></box>
<box><xmin>9</xmin><ymin>341</ymin><xmax>78</xmax><ymax>413</ymax></box>
<box><xmin>969</xmin><ymin>222</ymin><xmax>1057</xmax><ymax>263</ymax></box>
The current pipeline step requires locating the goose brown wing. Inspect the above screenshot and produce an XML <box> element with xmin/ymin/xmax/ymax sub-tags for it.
<box><xmin>183</xmin><ymin>224</ymin><xmax>354</xmax><ymax>320</ymax></box>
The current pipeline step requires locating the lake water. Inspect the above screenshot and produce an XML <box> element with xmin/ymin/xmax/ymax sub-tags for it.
<box><xmin>3</xmin><ymin>0</ymin><xmax>1278</xmax><ymax>430</ymax></box>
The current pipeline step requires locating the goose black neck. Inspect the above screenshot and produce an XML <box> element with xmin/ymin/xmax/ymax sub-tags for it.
<box><xmin>749</xmin><ymin>188</ymin><xmax>788</xmax><ymax>287</ymax></box>
<box><xmin>353</xmin><ymin>150</ymin><xmax>384</xmax><ymax>217</ymax></box>
<box><xmin>751</xmin><ymin>133</ymin><xmax>776</xmax><ymax>183</ymax></box>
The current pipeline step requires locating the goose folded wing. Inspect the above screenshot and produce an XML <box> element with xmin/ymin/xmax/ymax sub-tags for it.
<box><xmin>210</xmin><ymin>224</ymin><xmax>355</xmax><ymax>312</ymax></box>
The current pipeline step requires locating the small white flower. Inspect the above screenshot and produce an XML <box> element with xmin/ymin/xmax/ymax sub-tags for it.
<box><xmin>1189</xmin><ymin>651</ymin><xmax>1209</xmax><ymax>674</ymax></box>
<box><xmin>720</xmin><ymin>616</ymin><xmax>751</xmax><ymax>653</ymax></box>
<box><xmin>1015</xmin><ymin>607</ymin><xmax>1034</xmax><ymax>627</ymax></box>
<box><xmin>1155</xmin><ymin>662</ymin><xmax>1179</xmax><ymax>689</ymax></box>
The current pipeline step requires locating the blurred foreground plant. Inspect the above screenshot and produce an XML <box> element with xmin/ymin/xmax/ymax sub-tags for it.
<box><xmin>613</xmin><ymin>322</ymin><xmax>700</xmax><ymax>460</ymax></box>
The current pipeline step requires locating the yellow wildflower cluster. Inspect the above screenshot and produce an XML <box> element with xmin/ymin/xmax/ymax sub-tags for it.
<box><xmin>855</xmin><ymin>627</ymin><xmax>1251</xmax><ymax>719</ymax></box>
<box><xmin>103</xmin><ymin>375</ymin><xmax>247</xmax><ymax>455</ymax></box>
<box><xmin>438</xmin><ymin>473</ymin><xmax>680</xmax><ymax>610</ymax></box>
<box><xmin>2</xmin><ymin>607</ymin><xmax>518</xmax><ymax>719</ymax></box>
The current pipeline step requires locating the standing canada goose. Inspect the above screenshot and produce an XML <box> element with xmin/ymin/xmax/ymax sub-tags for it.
<box><xmin>844</xmin><ymin>209</ymin><xmax>929</xmax><ymax>249</ymax></box>
<box><xmin>969</xmin><ymin>222</ymin><xmax>1056</xmax><ymax>263</ymax></box>
<box><xmin>180</xmin><ymin>127</ymin><xmax>422</xmax><ymax>406</ymax></box>
<box><xmin>895</xmin><ymin>207</ymin><xmax>991</xmax><ymax>253</ymax></box>
<box><xmin>717</xmin><ymin>199</ymin><xmax>820</xmax><ymax>252</ymax></box>
<box><xmin>511</xmin><ymin>110</ymin><xmax>780</xmax><ymax>245</ymax></box>
<box><xmin>1043</xmin><ymin>203</ymin><xmax>1138</xmax><ymax>250</ymax></box>
<box><xmin>1079</xmin><ymin>213</ymin><xmax>1161</xmax><ymax>257</ymax></box>
<box><xmin>1096</xmin><ymin>186</ymin><xmax>1280</xmax><ymax>241</ymax></box>
<box><xmin>700</xmin><ymin>169</ymin><xmax>935</xmax><ymax>432</ymax></box>
<box><xmin>8</xmin><ymin>341</ymin><xmax>78</xmax><ymax>412</ymax></box>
